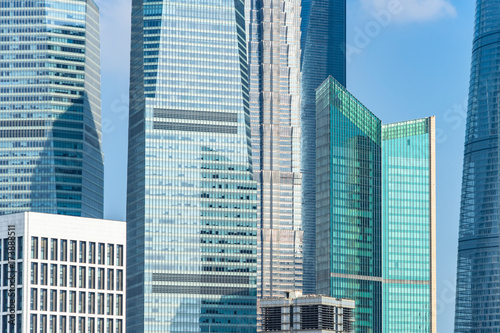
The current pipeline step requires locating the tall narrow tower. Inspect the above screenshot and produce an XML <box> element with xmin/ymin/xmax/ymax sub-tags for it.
<box><xmin>126</xmin><ymin>0</ymin><xmax>258</xmax><ymax>332</ymax></box>
<box><xmin>455</xmin><ymin>1</ymin><xmax>500</xmax><ymax>331</ymax></box>
<box><xmin>245</xmin><ymin>0</ymin><xmax>304</xmax><ymax>321</ymax></box>
<box><xmin>300</xmin><ymin>0</ymin><xmax>346</xmax><ymax>294</ymax></box>
<box><xmin>0</xmin><ymin>0</ymin><xmax>104</xmax><ymax>218</ymax></box>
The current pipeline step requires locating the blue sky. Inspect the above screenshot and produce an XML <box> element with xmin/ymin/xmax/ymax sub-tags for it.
<box><xmin>96</xmin><ymin>0</ymin><xmax>473</xmax><ymax>331</ymax></box>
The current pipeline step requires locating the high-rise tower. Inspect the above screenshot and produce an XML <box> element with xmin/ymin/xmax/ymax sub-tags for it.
<box><xmin>0</xmin><ymin>0</ymin><xmax>104</xmax><ymax>217</ymax></box>
<box><xmin>245</xmin><ymin>0</ymin><xmax>304</xmax><ymax>322</ymax></box>
<box><xmin>316</xmin><ymin>77</ymin><xmax>436</xmax><ymax>333</ymax></box>
<box><xmin>455</xmin><ymin>1</ymin><xmax>500</xmax><ymax>331</ymax></box>
<box><xmin>300</xmin><ymin>0</ymin><xmax>346</xmax><ymax>294</ymax></box>
<box><xmin>126</xmin><ymin>0</ymin><xmax>258</xmax><ymax>332</ymax></box>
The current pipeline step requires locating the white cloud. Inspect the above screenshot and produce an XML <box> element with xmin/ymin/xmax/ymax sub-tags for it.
<box><xmin>360</xmin><ymin>0</ymin><xmax>457</xmax><ymax>22</ymax></box>
<box><xmin>95</xmin><ymin>0</ymin><xmax>131</xmax><ymax>74</ymax></box>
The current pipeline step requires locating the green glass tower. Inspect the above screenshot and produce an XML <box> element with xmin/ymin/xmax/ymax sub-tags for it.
<box><xmin>382</xmin><ymin>119</ymin><xmax>436</xmax><ymax>333</ymax></box>
<box><xmin>316</xmin><ymin>77</ymin><xmax>436</xmax><ymax>332</ymax></box>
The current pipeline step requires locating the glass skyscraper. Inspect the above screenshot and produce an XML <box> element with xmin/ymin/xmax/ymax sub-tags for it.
<box><xmin>245</xmin><ymin>0</ymin><xmax>303</xmax><ymax>322</ymax></box>
<box><xmin>316</xmin><ymin>77</ymin><xmax>436</xmax><ymax>332</ymax></box>
<box><xmin>455</xmin><ymin>1</ymin><xmax>500</xmax><ymax>331</ymax></box>
<box><xmin>0</xmin><ymin>0</ymin><xmax>104</xmax><ymax>217</ymax></box>
<box><xmin>126</xmin><ymin>0</ymin><xmax>258</xmax><ymax>332</ymax></box>
<box><xmin>382</xmin><ymin>119</ymin><xmax>436</xmax><ymax>333</ymax></box>
<box><xmin>300</xmin><ymin>0</ymin><xmax>346</xmax><ymax>295</ymax></box>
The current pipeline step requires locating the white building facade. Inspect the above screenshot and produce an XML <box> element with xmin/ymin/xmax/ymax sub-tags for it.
<box><xmin>0</xmin><ymin>212</ymin><xmax>126</xmax><ymax>332</ymax></box>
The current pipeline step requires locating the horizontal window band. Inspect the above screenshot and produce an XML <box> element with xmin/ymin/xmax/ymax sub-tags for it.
<box><xmin>153</xmin><ymin>122</ymin><xmax>237</xmax><ymax>134</ymax></box>
<box><xmin>152</xmin><ymin>273</ymin><xmax>249</xmax><ymax>285</ymax></box>
<box><xmin>330</xmin><ymin>273</ymin><xmax>430</xmax><ymax>285</ymax></box>
<box><xmin>151</xmin><ymin>285</ymin><xmax>252</xmax><ymax>296</ymax></box>
<box><xmin>154</xmin><ymin>108</ymin><xmax>238</xmax><ymax>123</ymax></box>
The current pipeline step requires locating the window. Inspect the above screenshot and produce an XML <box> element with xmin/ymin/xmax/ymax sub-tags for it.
<box><xmin>88</xmin><ymin>292</ymin><xmax>95</xmax><ymax>314</ymax></box>
<box><xmin>40</xmin><ymin>289</ymin><xmax>47</xmax><ymax>311</ymax></box>
<box><xmin>117</xmin><ymin>245</ymin><xmax>123</xmax><ymax>266</ymax></box>
<box><xmin>18</xmin><ymin>262</ymin><xmax>22</xmax><ymax>285</ymax></box>
<box><xmin>41</xmin><ymin>238</ymin><xmax>48</xmax><ymax>260</ymax></box>
<box><xmin>31</xmin><ymin>263</ymin><xmax>38</xmax><ymax>284</ymax></box>
<box><xmin>97</xmin><ymin>293</ymin><xmax>104</xmax><ymax>315</ymax></box>
<box><xmin>79</xmin><ymin>292</ymin><xmax>85</xmax><ymax>313</ymax></box>
<box><xmin>50</xmin><ymin>315</ymin><xmax>57</xmax><ymax>332</ymax></box>
<box><xmin>107</xmin><ymin>294</ymin><xmax>114</xmax><ymax>315</ymax></box>
<box><xmin>97</xmin><ymin>318</ymin><xmax>104</xmax><ymax>333</ymax></box>
<box><xmin>88</xmin><ymin>318</ymin><xmax>95</xmax><ymax>333</ymax></box>
<box><xmin>60</xmin><ymin>240</ymin><xmax>67</xmax><ymax>261</ymax></box>
<box><xmin>30</xmin><ymin>288</ymin><xmax>37</xmax><ymax>310</ymax></box>
<box><xmin>79</xmin><ymin>242</ymin><xmax>86</xmax><ymax>263</ymax></box>
<box><xmin>98</xmin><ymin>268</ymin><xmax>104</xmax><ymax>290</ymax></box>
<box><xmin>18</xmin><ymin>236</ymin><xmax>23</xmax><ymax>260</ymax></box>
<box><xmin>60</xmin><ymin>291</ymin><xmax>67</xmax><ymax>312</ymax></box>
<box><xmin>69</xmin><ymin>291</ymin><xmax>76</xmax><ymax>313</ymax></box>
<box><xmin>69</xmin><ymin>316</ymin><xmax>76</xmax><ymax>333</ymax></box>
<box><xmin>31</xmin><ymin>237</ymin><xmax>38</xmax><ymax>259</ymax></box>
<box><xmin>107</xmin><ymin>269</ymin><xmax>114</xmax><ymax>290</ymax></box>
<box><xmin>50</xmin><ymin>264</ymin><xmax>57</xmax><ymax>286</ymax></box>
<box><xmin>50</xmin><ymin>290</ymin><xmax>57</xmax><ymax>311</ymax></box>
<box><xmin>70</xmin><ymin>241</ymin><xmax>77</xmax><ymax>262</ymax></box>
<box><xmin>60</xmin><ymin>316</ymin><xmax>67</xmax><ymax>332</ymax></box>
<box><xmin>40</xmin><ymin>315</ymin><xmax>47</xmax><ymax>333</ymax></box>
<box><xmin>30</xmin><ymin>314</ymin><xmax>37</xmax><ymax>333</ymax></box>
<box><xmin>98</xmin><ymin>243</ymin><xmax>105</xmax><ymax>264</ymax></box>
<box><xmin>70</xmin><ymin>266</ymin><xmax>77</xmax><ymax>288</ymax></box>
<box><xmin>116</xmin><ymin>295</ymin><xmax>123</xmax><ymax>316</ymax></box>
<box><xmin>40</xmin><ymin>263</ymin><xmax>47</xmax><ymax>285</ymax></box>
<box><xmin>79</xmin><ymin>267</ymin><xmax>86</xmax><ymax>288</ymax></box>
<box><xmin>60</xmin><ymin>265</ymin><xmax>67</xmax><ymax>287</ymax></box>
<box><xmin>79</xmin><ymin>317</ymin><xmax>85</xmax><ymax>333</ymax></box>
<box><xmin>116</xmin><ymin>319</ymin><xmax>123</xmax><ymax>333</ymax></box>
<box><xmin>89</xmin><ymin>268</ymin><xmax>95</xmax><ymax>289</ymax></box>
<box><xmin>107</xmin><ymin>244</ymin><xmax>114</xmax><ymax>265</ymax></box>
<box><xmin>116</xmin><ymin>270</ymin><xmax>123</xmax><ymax>291</ymax></box>
<box><xmin>50</xmin><ymin>239</ymin><xmax>57</xmax><ymax>260</ymax></box>
<box><xmin>89</xmin><ymin>242</ymin><xmax>96</xmax><ymax>264</ymax></box>
<box><xmin>107</xmin><ymin>319</ymin><xmax>113</xmax><ymax>333</ymax></box>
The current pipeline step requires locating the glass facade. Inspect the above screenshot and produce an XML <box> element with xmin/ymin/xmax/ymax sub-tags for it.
<box><xmin>455</xmin><ymin>1</ymin><xmax>500</xmax><ymax>331</ymax></box>
<box><xmin>300</xmin><ymin>0</ymin><xmax>346</xmax><ymax>295</ymax></box>
<box><xmin>316</xmin><ymin>77</ymin><xmax>436</xmax><ymax>333</ymax></box>
<box><xmin>245</xmin><ymin>0</ymin><xmax>303</xmax><ymax>324</ymax></box>
<box><xmin>382</xmin><ymin>119</ymin><xmax>436</xmax><ymax>333</ymax></box>
<box><xmin>0</xmin><ymin>0</ymin><xmax>104</xmax><ymax>217</ymax></box>
<box><xmin>316</xmin><ymin>76</ymin><xmax>382</xmax><ymax>333</ymax></box>
<box><xmin>126</xmin><ymin>0</ymin><xmax>258</xmax><ymax>332</ymax></box>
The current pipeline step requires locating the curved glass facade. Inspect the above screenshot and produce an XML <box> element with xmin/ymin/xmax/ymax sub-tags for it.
<box><xmin>455</xmin><ymin>1</ymin><xmax>500</xmax><ymax>331</ymax></box>
<box><xmin>300</xmin><ymin>0</ymin><xmax>346</xmax><ymax>295</ymax></box>
<box><xmin>126</xmin><ymin>0</ymin><xmax>258</xmax><ymax>332</ymax></box>
<box><xmin>0</xmin><ymin>0</ymin><xmax>104</xmax><ymax>218</ymax></box>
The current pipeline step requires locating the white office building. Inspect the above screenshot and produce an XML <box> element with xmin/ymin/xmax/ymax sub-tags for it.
<box><xmin>260</xmin><ymin>291</ymin><xmax>355</xmax><ymax>333</ymax></box>
<box><xmin>0</xmin><ymin>212</ymin><xmax>126</xmax><ymax>332</ymax></box>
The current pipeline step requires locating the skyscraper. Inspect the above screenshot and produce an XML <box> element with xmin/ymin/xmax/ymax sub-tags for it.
<box><xmin>382</xmin><ymin>119</ymin><xmax>436</xmax><ymax>333</ymax></box>
<box><xmin>455</xmin><ymin>1</ymin><xmax>500</xmax><ymax>331</ymax></box>
<box><xmin>0</xmin><ymin>0</ymin><xmax>104</xmax><ymax>218</ymax></box>
<box><xmin>300</xmin><ymin>0</ymin><xmax>346</xmax><ymax>294</ymax></box>
<box><xmin>316</xmin><ymin>77</ymin><xmax>436</xmax><ymax>332</ymax></box>
<box><xmin>245</xmin><ymin>0</ymin><xmax>304</xmax><ymax>319</ymax></box>
<box><xmin>126</xmin><ymin>1</ymin><xmax>258</xmax><ymax>332</ymax></box>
